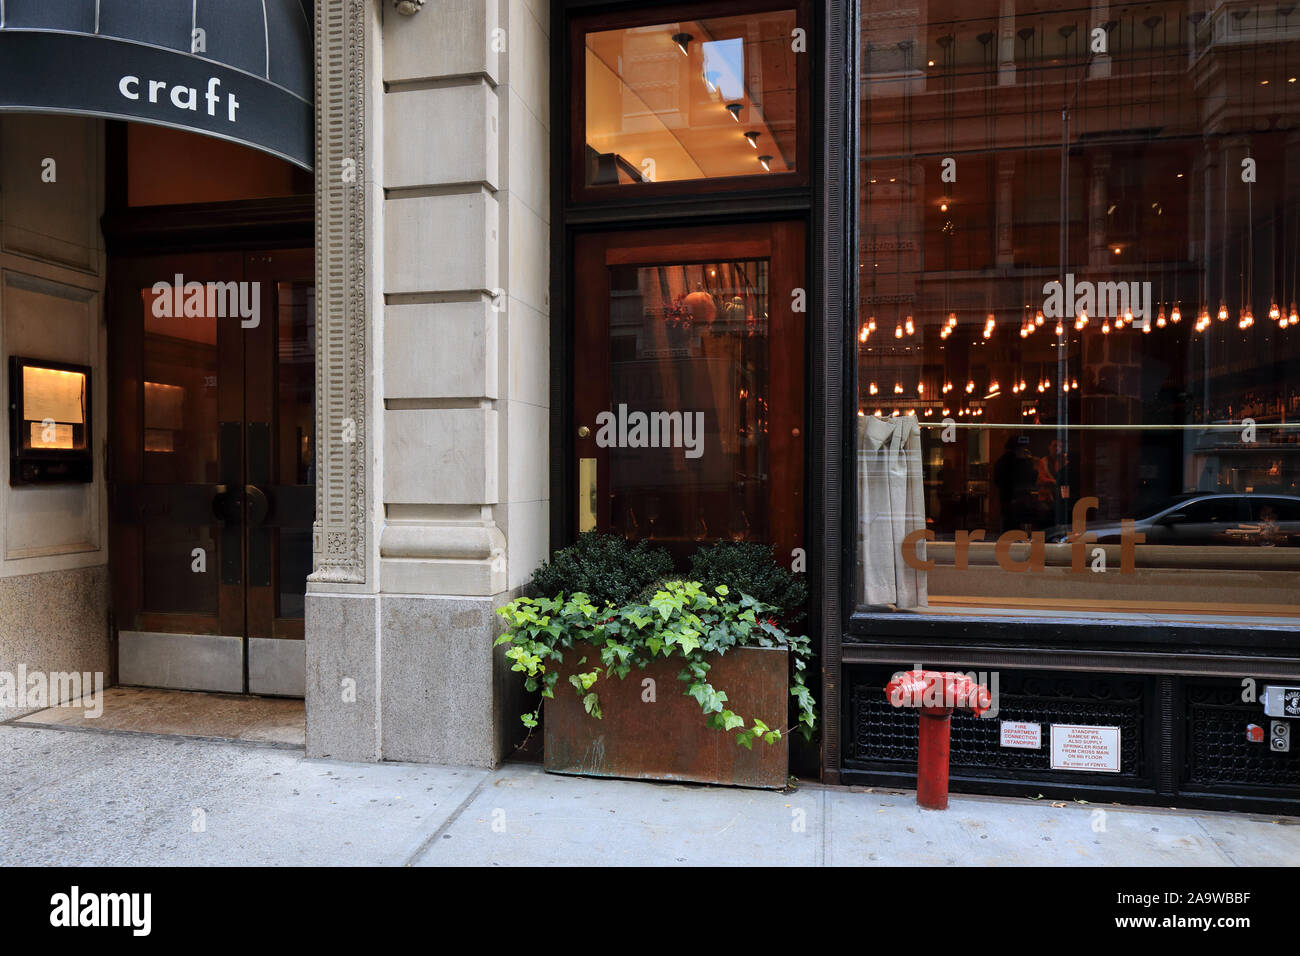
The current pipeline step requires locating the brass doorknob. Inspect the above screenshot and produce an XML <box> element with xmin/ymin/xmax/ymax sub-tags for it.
<box><xmin>577</xmin><ymin>425</ymin><xmax>590</xmax><ymax>438</ymax></box>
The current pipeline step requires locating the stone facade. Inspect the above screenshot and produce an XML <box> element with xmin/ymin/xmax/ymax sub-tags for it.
<box><xmin>306</xmin><ymin>0</ymin><xmax>550</xmax><ymax>766</ymax></box>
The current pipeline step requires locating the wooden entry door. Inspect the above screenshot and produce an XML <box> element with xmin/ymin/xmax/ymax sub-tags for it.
<box><xmin>572</xmin><ymin>221</ymin><xmax>805</xmax><ymax>562</ymax></box>
<box><xmin>108</xmin><ymin>248</ymin><xmax>314</xmax><ymax>694</ymax></box>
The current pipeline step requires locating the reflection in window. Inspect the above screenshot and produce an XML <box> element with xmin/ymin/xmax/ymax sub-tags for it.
<box><xmin>857</xmin><ymin>0</ymin><xmax>1300</xmax><ymax>617</ymax></box>
<box><xmin>584</xmin><ymin>9</ymin><xmax>799</xmax><ymax>185</ymax></box>
<box><xmin>607</xmin><ymin>259</ymin><xmax>770</xmax><ymax>561</ymax></box>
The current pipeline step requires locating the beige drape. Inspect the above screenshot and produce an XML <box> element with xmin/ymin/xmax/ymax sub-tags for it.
<box><xmin>858</xmin><ymin>414</ymin><xmax>928</xmax><ymax>609</ymax></box>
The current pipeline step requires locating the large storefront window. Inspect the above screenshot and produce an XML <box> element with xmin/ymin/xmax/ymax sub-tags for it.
<box><xmin>856</xmin><ymin>0</ymin><xmax>1300</xmax><ymax>616</ymax></box>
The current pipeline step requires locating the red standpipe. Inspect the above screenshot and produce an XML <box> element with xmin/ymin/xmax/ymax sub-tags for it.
<box><xmin>916</xmin><ymin>706</ymin><xmax>954</xmax><ymax>810</ymax></box>
<box><xmin>883</xmin><ymin>669</ymin><xmax>991</xmax><ymax>812</ymax></box>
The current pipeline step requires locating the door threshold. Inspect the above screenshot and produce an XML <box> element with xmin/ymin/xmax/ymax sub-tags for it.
<box><xmin>7</xmin><ymin>686</ymin><xmax>304</xmax><ymax>749</ymax></box>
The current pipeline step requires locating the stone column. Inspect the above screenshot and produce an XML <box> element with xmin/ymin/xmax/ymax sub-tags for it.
<box><xmin>307</xmin><ymin>0</ymin><xmax>549</xmax><ymax>767</ymax></box>
<box><xmin>997</xmin><ymin>0</ymin><xmax>1017</xmax><ymax>86</ymax></box>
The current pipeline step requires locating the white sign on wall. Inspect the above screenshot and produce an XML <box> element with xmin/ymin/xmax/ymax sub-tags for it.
<box><xmin>999</xmin><ymin>721</ymin><xmax>1042</xmax><ymax>749</ymax></box>
<box><xmin>1050</xmin><ymin>724</ymin><xmax>1121</xmax><ymax>773</ymax></box>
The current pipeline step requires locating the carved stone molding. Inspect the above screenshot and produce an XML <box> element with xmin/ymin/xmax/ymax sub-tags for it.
<box><xmin>310</xmin><ymin>0</ymin><xmax>369</xmax><ymax>585</ymax></box>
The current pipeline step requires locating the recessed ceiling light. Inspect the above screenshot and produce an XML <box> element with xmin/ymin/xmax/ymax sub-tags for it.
<box><xmin>744</xmin><ymin>131</ymin><xmax>760</xmax><ymax>148</ymax></box>
<box><xmin>672</xmin><ymin>32</ymin><xmax>693</xmax><ymax>56</ymax></box>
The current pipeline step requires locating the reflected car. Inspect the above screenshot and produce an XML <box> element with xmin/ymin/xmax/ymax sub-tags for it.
<box><xmin>1044</xmin><ymin>494</ymin><xmax>1300</xmax><ymax>547</ymax></box>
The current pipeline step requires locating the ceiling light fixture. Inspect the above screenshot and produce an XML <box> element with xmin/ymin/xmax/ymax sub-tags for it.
<box><xmin>726</xmin><ymin>103</ymin><xmax>743</xmax><ymax>122</ymax></box>
<box><xmin>744</xmin><ymin>131</ymin><xmax>760</xmax><ymax>148</ymax></box>
<box><xmin>672</xmin><ymin>32</ymin><xmax>693</xmax><ymax>56</ymax></box>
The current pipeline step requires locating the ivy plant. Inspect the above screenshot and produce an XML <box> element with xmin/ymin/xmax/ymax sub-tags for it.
<box><xmin>495</xmin><ymin>580</ymin><xmax>817</xmax><ymax>749</ymax></box>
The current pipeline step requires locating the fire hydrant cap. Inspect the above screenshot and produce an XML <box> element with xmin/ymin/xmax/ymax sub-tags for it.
<box><xmin>884</xmin><ymin>669</ymin><xmax>992</xmax><ymax>716</ymax></box>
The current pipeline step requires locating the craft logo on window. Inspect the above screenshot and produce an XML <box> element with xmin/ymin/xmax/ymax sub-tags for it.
<box><xmin>594</xmin><ymin>404</ymin><xmax>705</xmax><ymax>460</ymax></box>
<box><xmin>1041</xmin><ymin>274</ymin><xmax>1153</xmax><ymax>327</ymax></box>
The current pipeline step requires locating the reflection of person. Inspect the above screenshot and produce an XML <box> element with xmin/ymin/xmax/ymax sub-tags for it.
<box><xmin>1258</xmin><ymin>504</ymin><xmax>1281</xmax><ymax>547</ymax></box>
<box><xmin>993</xmin><ymin>436</ymin><xmax>1038</xmax><ymax>532</ymax></box>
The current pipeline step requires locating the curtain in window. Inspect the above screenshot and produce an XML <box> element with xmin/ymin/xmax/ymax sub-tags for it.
<box><xmin>858</xmin><ymin>414</ymin><xmax>927</xmax><ymax>609</ymax></box>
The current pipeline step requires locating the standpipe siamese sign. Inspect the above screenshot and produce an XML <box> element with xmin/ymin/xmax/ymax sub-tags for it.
<box><xmin>0</xmin><ymin>31</ymin><xmax>311</xmax><ymax>170</ymax></box>
<box><xmin>1050</xmin><ymin>724</ymin><xmax>1122</xmax><ymax>773</ymax></box>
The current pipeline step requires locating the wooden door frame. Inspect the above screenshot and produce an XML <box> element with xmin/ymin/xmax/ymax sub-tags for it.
<box><xmin>107</xmin><ymin>243</ymin><xmax>315</xmax><ymax>691</ymax></box>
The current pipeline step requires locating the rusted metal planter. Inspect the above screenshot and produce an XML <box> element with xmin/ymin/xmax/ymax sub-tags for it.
<box><xmin>545</xmin><ymin>643</ymin><xmax>789</xmax><ymax>789</ymax></box>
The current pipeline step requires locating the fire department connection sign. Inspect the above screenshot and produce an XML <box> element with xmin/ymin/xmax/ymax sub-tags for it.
<box><xmin>999</xmin><ymin>721</ymin><xmax>1041</xmax><ymax>749</ymax></box>
<box><xmin>1050</xmin><ymin>724</ymin><xmax>1121</xmax><ymax>773</ymax></box>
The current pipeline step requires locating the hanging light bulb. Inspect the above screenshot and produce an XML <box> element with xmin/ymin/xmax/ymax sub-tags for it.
<box><xmin>904</xmin><ymin>315</ymin><xmax>915</xmax><ymax>336</ymax></box>
<box><xmin>1035</xmin><ymin>310</ymin><xmax>1045</xmax><ymax>326</ymax></box>
<box><xmin>942</xmin><ymin>408</ymin><xmax>950</xmax><ymax>416</ymax></box>
<box><xmin>894</xmin><ymin>323</ymin><xmax>904</xmax><ymax>338</ymax></box>
<box><xmin>1170</xmin><ymin>304</ymin><xmax>1182</xmax><ymax>324</ymax></box>
<box><xmin>1055</xmin><ymin>321</ymin><xmax>1065</xmax><ymax>336</ymax></box>
<box><xmin>965</xmin><ymin>380</ymin><xmax>975</xmax><ymax>393</ymax></box>
<box><xmin>924</xmin><ymin>408</ymin><xmax>934</xmax><ymax>416</ymax></box>
<box><xmin>947</xmin><ymin>312</ymin><xmax>958</xmax><ymax>327</ymax></box>
<box><xmin>1123</xmin><ymin>307</ymin><xmax>1134</xmax><ymax>327</ymax></box>
<box><xmin>1290</xmin><ymin>303</ymin><xmax>1299</xmax><ymax>326</ymax></box>
<box><xmin>1218</xmin><ymin>302</ymin><xmax>1229</xmax><ymax>322</ymax></box>
<box><xmin>1142</xmin><ymin>320</ymin><xmax>1152</xmax><ymax>334</ymax></box>
<box><xmin>869</xmin><ymin>382</ymin><xmax>878</xmax><ymax>395</ymax></box>
<box><xmin>1239</xmin><ymin>308</ymin><xmax>1254</xmax><ymax>329</ymax></box>
<box><xmin>1270</xmin><ymin>300</ymin><xmax>1282</xmax><ymax>323</ymax></box>
<box><xmin>1075</xmin><ymin>309</ymin><xmax>1089</xmax><ymax>330</ymax></box>
<box><xmin>868</xmin><ymin>317</ymin><xmax>877</xmax><ymax>332</ymax></box>
<box><xmin>1102</xmin><ymin>319</ymin><xmax>1111</xmax><ymax>334</ymax></box>
<box><xmin>859</xmin><ymin>324</ymin><xmax>870</xmax><ymax>342</ymax></box>
<box><xmin>874</xmin><ymin>409</ymin><xmax>883</xmax><ymax>417</ymax></box>
<box><xmin>916</xmin><ymin>382</ymin><xmax>925</xmax><ymax>395</ymax></box>
<box><xmin>1156</xmin><ymin>308</ymin><xmax>1167</xmax><ymax>328</ymax></box>
<box><xmin>894</xmin><ymin>383</ymin><xmax>904</xmax><ymax>394</ymax></box>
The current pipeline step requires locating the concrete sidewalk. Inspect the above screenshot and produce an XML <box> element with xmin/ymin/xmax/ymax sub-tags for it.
<box><xmin>2</xmin><ymin>723</ymin><xmax>1298</xmax><ymax>866</ymax></box>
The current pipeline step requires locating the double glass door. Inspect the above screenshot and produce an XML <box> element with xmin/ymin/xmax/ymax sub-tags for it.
<box><xmin>109</xmin><ymin>249</ymin><xmax>314</xmax><ymax>692</ymax></box>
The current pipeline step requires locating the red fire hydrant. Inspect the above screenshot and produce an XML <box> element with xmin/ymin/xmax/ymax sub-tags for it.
<box><xmin>883</xmin><ymin>670</ymin><xmax>992</xmax><ymax>810</ymax></box>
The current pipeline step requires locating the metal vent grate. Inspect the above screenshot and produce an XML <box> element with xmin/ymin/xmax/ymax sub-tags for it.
<box><xmin>1186</xmin><ymin>682</ymin><xmax>1300</xmax><ymax>788</ymax></box>
<box><xmin>847</xmin><ymin>666</ymin><xmax>1146</xmax><ymax>778</ymax></box>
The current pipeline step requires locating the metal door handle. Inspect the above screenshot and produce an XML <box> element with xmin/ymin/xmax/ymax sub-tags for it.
<box><xmin>212</xmin><ymin>484</ymin><xmax>243</xmax><ymax>523</ymax></box>
<box><xmin>245</xmin><ymin>484</ymin><xmax>270</xmax><ymax>526</ymax></box>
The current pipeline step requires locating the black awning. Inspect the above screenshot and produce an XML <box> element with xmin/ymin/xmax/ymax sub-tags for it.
<box><xmin>0</xmin><ymin>0</ymin><xmax>313</xmax><ymax>170</ymax></box>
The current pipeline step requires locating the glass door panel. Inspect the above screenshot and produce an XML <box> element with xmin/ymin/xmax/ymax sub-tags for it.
<box><xmin>573</xmin><ymin>222</ymin><xmax>805</xmax><ymax>564</ymax></box>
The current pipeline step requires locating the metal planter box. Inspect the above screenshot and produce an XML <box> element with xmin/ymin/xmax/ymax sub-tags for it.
<box><xmin>544</xmin><ymin>643</ymin><xmax>789</xmax><ymax>789</ymax></box>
